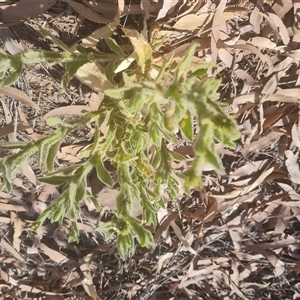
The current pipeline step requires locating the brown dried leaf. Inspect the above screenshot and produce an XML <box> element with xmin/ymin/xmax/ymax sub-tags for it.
<box><xmin>89</xmin><ymin>91</ymin><xmax>103</xmax><ymax>111</ymax></box>
<box><xmin>262</xmin><ymin>73</ymin><xmax>280</xmax><ymax>97</ymax></box>
<box><xmin>276</xmin><ymin>88</ymin><xmax>300</xmax><ymax>98</ymax></box>
<box><xmin>234</xmin><ymin>69</ymin><xmax>257</xmax><ymax>85</ymax></box>
<box><xmin>0</xmin><ymin>268</ymin><xmax>17</xmax><ymax>286</ymax></box>
<box><xmin>0</xmin><ymin>123</ymin><xmax>31</xmax><ymax>138</ymax></box>
<box><xmin>157</xmin><ymin>252</ymin><xmax>173</xmax><ymax>273</ymax></box>
<box><xmin>291</xmin><ymin>122</ymin><xmax>300</xmax><ymax>149</ymax></box>
<box><xmin>38</xmin><ymin>184</ymin><xmax>59</xmax><ymax>203</ymax></box>
<box><xmin>17</xmin><ymin>105</ymin><xmax>33</xmax><ymax>134</ymax></box>
<box><xmin>260</xmin><ymin>12</ymin><xmax>279</xmax><ymax>44</ymax></box>
<box><xmin>65</xmin><ymin>0</ymin><xmax>110</xmax><ymax>23</ymax></box>
<box><xmin>0</xmin><ymin>200</ymin><xmax>28</xmax><ymax>212</ymax></box>
<box><xmin>76</xmin><ymin>62</ymin><xmax>115</xmax><ymax>92</ymax></box>
<box><xmin>272</xmin><ymin>0</ymin><xmax>293</xmax><ymax>18</ymax></box>
<box><xmin>79</xmin><ymin>253</ymin><xmax>97</xmax><ymax>300</ymax></box>
<box><xmin>27</xmin><ymin>226</ymin><xmax>46</xmax><ymax>254</ymax></box>
<box><xmin>154</xmin><ymin>211</ymin><xmax>177</xmax><ymax>243</ymax></box>
<box><xmin>211</xmin><ymin>0</ymin><xmax>226</xmax><ymax>64</ymax></box>
<box><xmin>232</xmin><ymin>43</ymin><xmax>274</xmax><ymax>75</ymax></box>
<box><xmin>0</xmin><ymin>238</ymin><xmax>25</xmax><ymax>262</ymax></box>
<box><xmin>249</xmin><ymin>7</ymin><xmax>261</xmax><ymax>34</ymax></box>
<box><xmin>244</xmin><ymin>244</ymin><xmax>285</xmax><ymax>277</ymax></box>
<box><xmin>38</xmin><ymin>243</ymin><xmax>71</xmax><ymax>264</ymax></box>
<box><xmin>285</xmin><ymin>150</ymin><xmax>300</xmax><ymax>184</ymax></box>
<box><xmin>43</xmin><ymin>105</ymin><xmax>91</xmax><ymax>120</ymax></box>
<box><xmin>156</xmin><ymin>0</ymin><xmax>178</xmax><ymax>21</ymax></box>
<box><xmin>268</xmin><ymin>12</ymin><xmax>289</xmax><ymax>45</ymax></box>
<box><xmin>173</xmin><ymin>13</ymin><xmax>213</xmax><ymax>30</ymax></box>
<box><xmin>274</xmin><ymin>205</ymin><xmax>290</xmax><ymax>237</ymax></box>
<box><xmin>0</xmin><ymin>86</ymin><xmax>39</xmax><ymax>109</ymax></box>
<box><xmin>248</xmin><ymin>131</ymin><xmax>284</xmax><ymax>152</ymax></box>
<box><xmin>229</xmin><ymin>159</ymin><xmax>269</xmax><ymax>179</ymax></box>
<box><xmin>170</xmin><ymin>221</ymin><xmax>197</xmax><ymax>255</ymax></box>
<box><xmin>212</xmin><ymin>167</ymin><xmax>274</xmax><ymax>199</ymax></box>
<box><xmin>10</xmin><ymin>212</ymin><xmax>21</xmax><ymax>251</ymax></box>
<box><xmin>248</xmin><ymin>37</ymin><xmax>276</xmax><ymax>49</ymax></box>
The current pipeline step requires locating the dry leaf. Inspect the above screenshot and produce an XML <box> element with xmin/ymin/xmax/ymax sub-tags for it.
<box><xmin>156</xmin><ymin>0</ymin><xmax>178</xmax><ymax>21</ymax></box>
<box><xmin>89</xmin><ymin>92</ymin><xmax>103</xmax><ymax>111</ymax></box>
<box><xmin>65</xmin><ymin>0</ymin><xmax>110</xmax><ymax>23</ymax></box>
<box><xmin>43</xmin><ymin>105</ymin><xmax>91</xmax><ymax>120</ymax></box>
<box><xmin>170</xmin><ymin>221</ymin><xmax>198</xmax><ymax>255</ymax></box>
<box><xmin>0</xmin><ymin>123</ymin><xmax>31</xmax><ymax>138</ymax></box>
<box><xmin>156</xmin><ymin>252</ymin><xmax>173</xmax><ymax>273</ymax></box>
<box><xmin>249</xmin><ymin>37</ymin><xmax>276</xmax><ymax>49</ymax></box>
<box><xmin>267</xmin><ymin>12</ymin><xmax>289</xmax><ymax>45</ymax></box>
<box><xmin>38</xmin><ymin>243</ymin><xmax>71</xmax><ymax>264</ymax></box>
<box><xmin>285</xmin><ymin>150</ymin><xmax>300</xmax><ymax>184</ymax></box>
<box><xmin>0</xmin><ymin>86</ymin><xmax>39</xmax><ymax>109</ymax></box>
<box><xmin>10</xmin><ymin>212</ymin><xmax>22</xmax><ymax>251</ymax></box>
<box><xmin>244</xmin><ymin>244</ymin><xmax>285</xmax><ymax>277</ymax></box>
<box><xmin>260</xmin><ymin>12</ymin><xmax>279</xmax><ymax>44</ymax></box>
<box><xmin>76</xmin><ymin>62</ymin><xmax>115</xmax><ymax>92</ymax></box>
<box><xmin>231</xmin><ymin>43</ymin><xmax>274</xmax><ymax>75</ymax></box>
<box><xmin>173</xmin><ymin>13</ymin><xmax>213</xmax><ymax>30</ymax></box>
<box><xmin>0</xmin><ymin>237</ymin><xmax>24</xmax><ymax>262</ymax></box>
<box><xmin>211</xmin><ymin>0</ymin><xmax>226</xmax><ymax>64</ymax></box>
<box><xmin>212</xmin><ymin>167</ymin><xmax>274</xmax><ymax>199</ymax></box>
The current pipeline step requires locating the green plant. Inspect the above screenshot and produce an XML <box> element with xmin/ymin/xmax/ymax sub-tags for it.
<box><xmin>0</xmin><ymin>28</ymin><xmax>240</xmax><ymax>258</ymax></box>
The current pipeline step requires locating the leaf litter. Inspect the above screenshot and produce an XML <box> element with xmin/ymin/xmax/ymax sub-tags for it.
<box><xmin>1</xmin><ymin>0</ymin><xmax>300</xmax><ymax>299</ymax></box>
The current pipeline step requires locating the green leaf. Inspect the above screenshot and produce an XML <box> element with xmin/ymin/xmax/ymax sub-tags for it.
<box><xmin>179</xmin><ymin>111</ymin><xmax>194</xmax><ymax>141</ymax></box>
<box><xmin>61</xmin><ymin>59</ymin><xmax>89</xmax><ymax>88</ymax></box>
<box><xmin>127</xmin><ymin>217</ymin><xmax>149</xmax><ymax>247</ymax></box>
<box><xmin>46</xmin><ymin>116</ymin><xmax>63</xmax><ymax>126</ymax></box>
<box><xmin>75</xmin><ymin>179</ymin><xmax>87</xmax><ymax>203</ymax></box>
<box><xmin>105</xmin><ymin>38</ymin><xmax>126</xmax><ymax>57</ymax></box>
<box><xmin>86</xmin><ymin>190</ymin><xmax>102</xmax><ymax>211</ymax></box>
<box><xmin>46</xmin><ymin>140</ymin><xmax>62</xmax><ymax>172</ymax></box>
<box><xmin>38</xmin><ymin>26</ymin><xmax>71</xmax><ymax>52</ymax></box>
<box><xmin>175</xmin><ymin>42</ymin><xmax>199</xmax><ymax>82</ymax></box>
<box><xmin>117</xmin><ymin>234</ymin><xmax>130</xmax><ymax>259</ymax></box>
<box><xmin>105</xmin><ymin>60</ymin><xmax>117</xmax><ymax>86</ymax></box>
<box><xmin>38</xmin><ymin>174</ymin><xmax>73</xmax><ymax>185</ymax></box>
<box><xmin>155</xmin><ymin>51</ymin><xmax>174</xmax><ymax>83</ymax></box>
<box><xmin>0</xmin><ymin>142</ymin><xmax>28</xmax><ymax>150</ymax></box>
<box><xmin>96</xmin><ymin>220</ymin><xmax>117</xmax><ymax>233</ymax></box>
<box><xmin>69</xmin><ymin>221</ymin><xmax>79</xmax><ymax>243</ymax></box>
<box><xmin>94</xmin><ymin>154</ymin><xmax>114</xmax><ymax>187</ymax></box>
<box><xmin>0</xmin><ymin>60</ymin><xmax>22</xmax><ymax>87</ymax></box>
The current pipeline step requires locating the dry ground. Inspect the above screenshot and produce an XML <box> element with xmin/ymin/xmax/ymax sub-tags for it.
<box><xmin>1</xmin><ymin>0</ymin><xmax>300</xmax><ymax>299</ymax></box>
